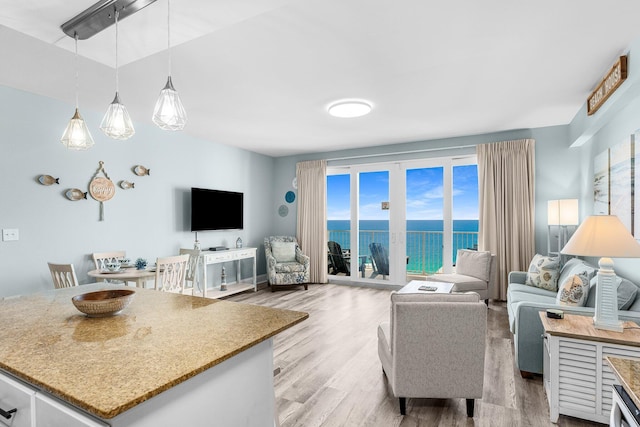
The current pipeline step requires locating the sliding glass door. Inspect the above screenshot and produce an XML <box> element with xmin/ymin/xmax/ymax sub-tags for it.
<box><xmin>357</xmin><ymin>169</ymin><xmax>391</xmax><ymax>282</ymax></box>
<box><xmin>327</xmin><ymin>156</ymin><xmax>477</xmax><ymax>286</ymax></box>
<box><xmin>405</xmin><ymin>166</ymin><xmax>446</xmax><ymax>278</ymax></box>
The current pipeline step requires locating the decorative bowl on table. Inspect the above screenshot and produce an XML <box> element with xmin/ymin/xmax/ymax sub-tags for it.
<box><xmin>72</xmin><ymin>289</ymin><xmax>135</xmax><ymax>317</ymax></box>
<box><xmin>105</xmin><ymin>262</ymin><xmax>121</xmax><ymax>272</ymax></box>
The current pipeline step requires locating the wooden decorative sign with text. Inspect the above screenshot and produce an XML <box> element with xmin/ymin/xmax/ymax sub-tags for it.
<box><xmin>587</xmin><ymin>56</ymin><xmax>627</xmax><ymax>116</ymax></box>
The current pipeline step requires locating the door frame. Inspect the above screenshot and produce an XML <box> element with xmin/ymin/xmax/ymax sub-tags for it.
<box><xmin>326</xmin><ymin>154</ymin><xmax>477</xmax><ymax>287</ymax></box>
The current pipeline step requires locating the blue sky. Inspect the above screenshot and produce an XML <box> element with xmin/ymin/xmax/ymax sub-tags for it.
<box><xmin>327</xmin><ymin>165</ymin><xmax>478</xmax><ymax>220</ymax></box>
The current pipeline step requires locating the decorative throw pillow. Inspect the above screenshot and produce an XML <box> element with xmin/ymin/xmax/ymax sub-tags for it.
<box><xmin>525</xmin><ymin>254</ymin><xmax>560</xmax><ymax>291</ymax></box>
<box><xmin>556</xmin><ymin>273</ymin><xmax>590</xmax><ymax>306</ymax></box>
<box><xmin>271</xmin><ymin>241</ymin><xmax>296</xmax><ymax>262</ymax></box>
<box><xmin>585</xmin><ymin>276</ymin><xmax>639</xmax><ymax>310</ymax></box>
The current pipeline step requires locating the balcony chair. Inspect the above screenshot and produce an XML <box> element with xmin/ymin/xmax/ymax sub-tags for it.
<box><xmin>48</xmin><ymin>262</ymin><xmax>79</xmax><ymax>289</ymax></box>
<box><xmin>427</xmin><ymin>249</ymin><xmax>496</xmax><ymax>304</ymax></box>
<box><xmin>369</xmin><ymin>242</ymin><xmax>390</xmax><ymax>279</ymax></box>
<box><xmin>264</xmin><ymin>236</ymin><xmax>309</xmax><ymax>291</ymax></box>
<box><xmin>328</xmin><ymin>241</ymin><xmax>351</xmax><ymax>275</ymax></box>
<box><xmin>377</xmin><ymin>291</ymin><xmax>487</xmax><ymax>416</ymax></box>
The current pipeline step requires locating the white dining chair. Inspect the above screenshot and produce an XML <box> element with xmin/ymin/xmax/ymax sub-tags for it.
<box><xmin>92</xmin><ymin>251</ymin><xmax>126</xmax><ymax>270</ymax></box>
<box><xmin>154</xmin><ymin>254</ymin><xmax>189</xmax><ymax>294</ymax></box>
<box><xmin>179</xmin><ymin>248</ymin><xmax>201</xmax><ymax>296</ymax></box>
<box><xmin>47</xmin><ymin>262</ymin><xmax>79</xmax><ymax>289</ymax></box>
<box><xmin>92</xmin><ymin>251</ymin><xmax>127</xmax><ymax>284</ymax></box>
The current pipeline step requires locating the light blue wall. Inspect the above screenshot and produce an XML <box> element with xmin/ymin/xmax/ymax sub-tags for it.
<box><xmin>272</xmin><ymin>125</ymin><xmax>576</xmax><ymax>259</ymax></box>
<box><xmin>568</xmin><ymin>39</ymin><xmax>640</xmax><ymax>284</ymax></box>
<box><xmin>0</xmin><ymin>86</ymin><xmax>274</xmax><ymax>297</ymax></box>
<box><xmin>6</xmin><ymin>35</ymin><xmax>640</xmax><ymax>297</ymax></box>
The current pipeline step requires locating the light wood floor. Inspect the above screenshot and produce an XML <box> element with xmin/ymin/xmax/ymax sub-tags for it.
<box><xmin>227</xmin><ymin>284</ymin><xmax>602</xmax><ymax>427</ymax></box>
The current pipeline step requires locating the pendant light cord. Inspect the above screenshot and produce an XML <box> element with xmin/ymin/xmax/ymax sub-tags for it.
<box><xmin>115</xmin><ymin>8</ymin><xmax>120</xmax><ymax>92</ymax></box>
<box><xmin>74</xmin><ymin>33</ymin><xmax>79</xmax><ymax>109</ymax></box>
<box><xmin>167</xmin><ymin>0</ymin><xmax>172</xmax><ymax>76</ymax></box>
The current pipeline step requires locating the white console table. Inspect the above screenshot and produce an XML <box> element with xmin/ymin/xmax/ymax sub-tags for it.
<box><xmin>197</xmin><ymin>248</ymin><xmax>257</xmax><ymax>298</ymax></box>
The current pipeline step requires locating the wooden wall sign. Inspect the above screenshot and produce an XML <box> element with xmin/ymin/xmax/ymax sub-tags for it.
<box><xmin>587</xmin><ymin>56</ymin><xmax>627</xmax><ymax>116</ymax></box>
<box><xmin>89</xmin><ymin>161</ymin><xmax>115</xmax><ymax>221</ymax></box>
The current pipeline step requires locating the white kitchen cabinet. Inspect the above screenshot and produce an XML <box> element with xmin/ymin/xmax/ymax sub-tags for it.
<box><xmin>35</xmin><ymin>394</ymin><xmax>107</xmax><ymax>427</ymax></box>
<box><xmin>0</xmin><ymin>372</ymin><xmax>106</xmax><ymax>427</ymax></box>
<box><xmin>0</xmin><ymin>372</ymin><xmax>33</xmax><ymax>427</ymax></box>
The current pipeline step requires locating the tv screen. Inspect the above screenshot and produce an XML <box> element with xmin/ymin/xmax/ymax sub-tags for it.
<box><xmin>191</xmin><ymin>188</ymin><xmax>243</xmax><ymax>231</ymax></box>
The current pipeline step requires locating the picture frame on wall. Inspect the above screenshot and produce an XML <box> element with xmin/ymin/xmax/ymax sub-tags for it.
<box><xmin>593</xmin><ymin>150</ymin><xmax>609</xmax><ymax>215</ymax></box>
<box><xmin>609</xmin><ymin>138</ymin><xmax>634</xmax><ymax>234</ymax></box>
<box><xmin>593</xmin><ymin>133</ymin><xmax>639</xmax><ymax>240</ymax></box>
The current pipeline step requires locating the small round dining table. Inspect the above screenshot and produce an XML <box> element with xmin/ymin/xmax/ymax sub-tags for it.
<box><xmin>87</xmin><ymin>267</ymin><xmax>156</xmax><ymax>288</ymax></box>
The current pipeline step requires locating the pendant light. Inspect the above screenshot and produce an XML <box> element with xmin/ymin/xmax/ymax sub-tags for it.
<box><xmin>152</xmin><ymin>0</ymin><xmax>187</xmax><ymax>130</ymax></box>
<box><xmin>100</xmin><ymin>8</ymin><xmax>135</xmax><ymax>140</ymax></box>
<box><xmin>61</xmin><ymin>34</ymin><xmax>95</xmax><ymax>150</ymax></box>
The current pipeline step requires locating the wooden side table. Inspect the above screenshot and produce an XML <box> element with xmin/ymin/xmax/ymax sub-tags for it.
<box><xmin>539</xmin><ymin>312</ymin><xmax>640</xmax><ymax>423</ymax></box>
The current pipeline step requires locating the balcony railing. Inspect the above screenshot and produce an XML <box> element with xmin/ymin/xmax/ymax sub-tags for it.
<box><xmin>328</xmin><ymin>229</ymin><xmax>479</xmax><ymax>276</ymax></box>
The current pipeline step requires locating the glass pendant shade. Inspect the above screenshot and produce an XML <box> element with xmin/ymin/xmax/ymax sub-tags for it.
<box><xmin>153</xmin><ymin>76</ymin><xmax>187</xmax><ymax>130</ymax></box>
<box><xmin>61</xmin><ymin>108</ymin><xmax>95</xmax><ymax>150</ymax></box>
<box><xmin>100</xmin><ymin>92</ymin><xmax>135</xmax><ymax>140</ymax></box>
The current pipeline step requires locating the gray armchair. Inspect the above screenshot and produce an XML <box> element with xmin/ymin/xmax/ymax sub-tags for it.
<box><xmin>427</xmin><ymin>249</ymin><xmax>496</xmax><ymax>304</ymax></box>
<box><xmin>264</xmin><ymin>236</ymin><xmax>309</xmax><ymax>291</ymax></box>
<box><xmin>377</xmin><ymin>292</ymin><xmax>487</xmax><ymax>417</ymax></box>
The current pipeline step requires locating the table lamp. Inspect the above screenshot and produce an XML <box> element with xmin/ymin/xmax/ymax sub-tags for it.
<box><xmin>548</xmin><ymin>199</ymin><xmax>579</xmax><ymax>255</ymax></box>
<box><xmin>561</xmin><ymin>215</ymin><xmax>640</xmax><ymax>332</ymax></box>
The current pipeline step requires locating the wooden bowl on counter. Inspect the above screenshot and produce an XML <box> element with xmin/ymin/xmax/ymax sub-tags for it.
<box><xmin>72</xmin><ymin>289</ymin><xmax>135</xmax><ymax>317</ymax></box>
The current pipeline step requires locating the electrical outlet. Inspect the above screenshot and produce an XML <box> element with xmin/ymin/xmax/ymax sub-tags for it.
<box><xmin>2</xmin><ymin>229</ymin><xmax>19</xmax><ymax>241</ymax></box>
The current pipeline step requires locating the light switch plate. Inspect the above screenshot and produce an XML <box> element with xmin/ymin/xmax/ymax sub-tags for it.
<box><xmin>2</xmin><ymin>229</ymin><xmax>19</xmax><ymax>241</ymax></box>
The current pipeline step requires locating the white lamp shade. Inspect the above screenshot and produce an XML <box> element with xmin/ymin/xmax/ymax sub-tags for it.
<box><xmin>559</xmin><ymin>199</ymin><xmax>579</xmax><ymax>225</ymax></box>
<box><xmin>547</xmin><ymin>200</ymin><xmax>560</xmax><ymax>225</ymax></box>
<box><xmin>561</xmin><ymin>215</ymin><xmax>640</xmax><ymax>258</ymax></box>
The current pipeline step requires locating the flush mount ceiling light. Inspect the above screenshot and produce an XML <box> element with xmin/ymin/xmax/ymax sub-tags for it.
<box><xmin>327</xmin><ymin>100</ymin><xmax>373</xmax><ymax>118</ymax></box>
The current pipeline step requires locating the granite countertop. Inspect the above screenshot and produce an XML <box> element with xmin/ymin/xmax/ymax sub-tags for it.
<box><xmin>607</xmin><ymin>356</ymin><xmax>640</xmax><ymax>410</ymax></box>
<box><xmin>0</xmin><ymin>284</ymin><xmax>308</xmax><ymax>419</ymax></box>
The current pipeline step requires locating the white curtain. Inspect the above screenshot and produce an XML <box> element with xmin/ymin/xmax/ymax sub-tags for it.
<box><xmin>477</xmin><ymin>139</ymin><xmax>535</xmax><ymax>300</ymax></box>
<box><xmin>296</xmin><ymin>160</ymin><xmax>327</xmax><ymax>284</ymax></box>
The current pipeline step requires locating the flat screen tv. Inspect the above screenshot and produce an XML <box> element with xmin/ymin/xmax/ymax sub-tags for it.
<box><xmin>191</xmin><ymin>187</ymin><xmax>243</xmax><ymax>231</ymax></box>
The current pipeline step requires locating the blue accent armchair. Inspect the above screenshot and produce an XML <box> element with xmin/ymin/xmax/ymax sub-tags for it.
<box><xmin>264</xmin><ymin>236</ymin><xmax>309</xmax><ymax>291</ymax></box>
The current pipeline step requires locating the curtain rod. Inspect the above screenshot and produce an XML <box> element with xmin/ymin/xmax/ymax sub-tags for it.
<box><xmin>325</xmin><ymin>143</ymin><xmax>477</xmax><ymax>162</ymax></box>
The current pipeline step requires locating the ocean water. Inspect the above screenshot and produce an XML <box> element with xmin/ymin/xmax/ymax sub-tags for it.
<box><xmin>327</xmin><ymin>219</ymin><xmax>479</xmax><ymax>274</ymax></box>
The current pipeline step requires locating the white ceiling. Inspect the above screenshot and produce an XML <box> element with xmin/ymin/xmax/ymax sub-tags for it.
<box><xmin>1</xmin><ymin>0</ymin><xmax>640</xmax><ymax>157</ymax></box>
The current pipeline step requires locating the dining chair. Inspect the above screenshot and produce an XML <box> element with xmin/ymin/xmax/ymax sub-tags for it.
<box><xmin>92</xmin><ymin>250</ymin><xmax>127</xmax><ymax>284</ymax></box>
<box><xmin>92</xmin><ymin>251</ymin><xmax>126</xmax><ymax>270</ymax></box>
<box><xmin>179</xmin><ymin>248</ymin><xmax>201</xmax><ymax>295</ymax></box>
<box><xmin>47</xmin><ymin>262</ymin><xmax>79</xmax><ymax>289</ymax></box>
<box><xmin>154</xmin><ymin>254</ymin><xmax>190</xmax><ymax>293</ymax></box>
